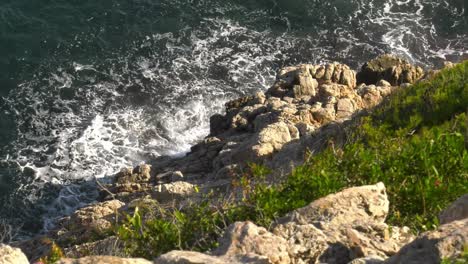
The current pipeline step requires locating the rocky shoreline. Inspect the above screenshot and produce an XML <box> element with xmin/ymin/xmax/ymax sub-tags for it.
<box><xmin>1</xmin><ymin>54</ymin><xmax>467</xmax><ymax>264</ymax></box>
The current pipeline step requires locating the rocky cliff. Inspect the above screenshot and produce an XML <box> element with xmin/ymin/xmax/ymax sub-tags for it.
<box><xmin>2</xmin><ymin>55</ymin><xmax>467</xmax><ymax>264</ymax></box>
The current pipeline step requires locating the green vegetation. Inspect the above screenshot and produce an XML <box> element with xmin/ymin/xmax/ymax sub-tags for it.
<box><xmin>441</xmin><ymin>245</ymin><xmax>468</xmax><ymax>264</ymax></box>
<box><xmin>117</xmin><ymin>61</ymin><xmax>468</xmax><ymax>259</ymax></box>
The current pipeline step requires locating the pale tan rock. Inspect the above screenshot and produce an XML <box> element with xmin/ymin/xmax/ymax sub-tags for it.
<box><xmin>59</xmin><ymin>200</ymin><xmax>124</xmax><ymax>243</ymax></box>
<box><xmin>157</xmin><ymin>181</ymin><xmax>195</xmax><ymax>201</ymax></box>
<box><xmin>156</xmin><ymin>251</ymin><xmax>225</xmax><ymax>264</ymax></box>
<box><xmin>115</xmin><ymin>164</ymin><xmax>151</xmax><ymax>184</ymax></box>
<box><xmin>439</xmin><ymin>194</ymin><xmax>468</xmax><ymax>224</ymax></box>
<box><xmin>277</xmin><ymin>182</ymin><xmax>389</xmax><ymax>228</ymax></box>
<box><xmin>0</xmin><ymin>244</ymin><xmax>29</xmax><ymax>264</ymax></box>
<box><xmin>214</xmin><ymin>221</ymin><xmax>291</xmax><ymax>264</ymax></box>
<box><xmin>252</xmin><ymin>122</ymin><xmax>292</xmax><ymax>156</ymax></box>
<box><xmin>385</xmin><ymin>219</ymin><xmax>468</xmax><ymax>264</ymax></box>
<box><xmin>336</xmin><ymin>98</ymin><xmax>356</xmax><ymax>119</ymax></box>
<box><xmin>156</xmin><ymin>250</ymin><xmax>269</xmax><ymax>264</ymax></box>
<box><xmin>57</xmin><ymin>256</ymin><xmax>153</xmax><ymax>264</ymax></box>
<box><xmin>273</xmin><ymin>183</ymin><xmax>412</xmax><ymax>263</ymax></box>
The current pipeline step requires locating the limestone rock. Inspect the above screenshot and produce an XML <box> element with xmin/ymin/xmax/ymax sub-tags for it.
<box><xmin>272</xmin><ymin>183</ymin><xmax>409</xmax><ymax>264</ymax></box>
<box><xmin>336</xmin><ymin>98</ymin><xmax>356</xmax><ymax>119</ymax></box>
<box><xmin>115</xmin><ymin>164</ymin><xmax>152</xmax><ymax>184</ymax></box>
<box><xmin>252</xmin><ymin>121</ymin><xmax>293</xmax><ymax>157</ymax></box>
<box><xmin>268</xmin><ymin>64</ymin><xmax>319</xmax><ymax>98</ymax></box>
<box><xmin>57</xmin><ymin>256</ymin><xmax>153</xmax><ymax>264</ymax></box>
<box><xmin>214</xmin><ymin>221</ymin><xmax>290</xmax><ymax>264</ymax></box>
<box><xmin>64</xmin><ymin>236</ymin><xmax>124</xmax><ymax>258</ymax></box>
<box><xmin>385</xmin><ymin>219</ymin><xmax>468</xmax><ymax>264</ymax></box>
<box><xmin>156</xmin><ymin>171</ymin><xmax>184</xmax><ymax>184</ymax></box>
<box><xmin>156</xmin><ymin>251</ymin><xmax>226</xmax><ymax>264</ymax></box>
<box><xmin>439</xmin><ymin>194</ymin><xmax>468</xmax><ymax>225</ymax></box>
<box><xmin>357</xmin><ymin>54</ymin><xmax>424</xmax><ymax>85</ymax></box>
<box><xmin>277</xmin><ymin>182</ymin><xmax>389</xmax><ymax>226</ymax></box>
<box><xmin>155</xmin><ymin>181</ymin><xmax>195</xmax><ymax>202</ymax></box>
<box><xmin>156</xmin><ymin>250</ymin><xmax>269</xmax><ymax>264</ymax></box>
<box><xmin>0</xmin><ymin>244</ymin><xmax>29</xmax><ymax>264</ymax></box>
<box><xmin>58</xmin><ymin>200</ymin><xmax>125</xmax><ymax>244</ymax></box>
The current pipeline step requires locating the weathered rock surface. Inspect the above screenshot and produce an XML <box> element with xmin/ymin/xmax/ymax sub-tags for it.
<box><xmin>57</xmin><ymin>256</ymin><xmax>153</xmax><ymax>264</ymax></box>
<box><xmin>213</xmin><ymin>221</ymin><xmax>290</xmax><ymax>264</ymax></box>
<box><xmin>438</xmin><ymin>194</ymin><xmax>468</xmax><ymax>225</ymax></box>
<box><xmin>273</xmin><ymin>183</ymin><xmax>413</xmax><ymax>264</ymax></box>
<box><xmin>0</xmin><ymin>244</ymin><xmax>29</xmax><ymax>264</ymax></box>
<box><xmin>98</xmin><ymin>58</ymin><xmax>410</xmax><ymax>206</ymax></box>
<box><xmin>357</xmin><ymin>54</ymin><xmax>424</xmax><ymax>86</ymax></box>
<box><xmin>155</xmin><ymin>183</ymin><xmax>413</xmax><ymax>264</ymax></box>
<box><xmin>384</xmin><ymin>218</ymin><xmax>468</xmax><ymax>264</ymax></box>
<box><xmin>57</xmin><ymin>200</ymin><xmax>125</xmax><ymax>244</ymax></box>
<box><xmin>45</xmin><ymin>56</ymin><xmax>446</xmax><ymax>263</ymax></box>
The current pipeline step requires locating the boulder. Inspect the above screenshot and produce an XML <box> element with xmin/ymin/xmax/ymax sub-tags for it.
<box><xmin>438</xmin><ymin>194</ymin><xmax>468</xmax><ymax>224</ymax></box>
<box><xmin>156</xmin><ymin>251</ymin><xmax>226</xmax><ymax>264</ymax></box>
<box><xmin>252</xmin><ymin>122</ymin><xmax>293</xmax><ymax>157</ymax></box>
<box><xmin>357</xmin><ymin>54</ymin><xmax>424</xmax><ymax>85</ymax></box>
<box><xmin>57</xmin><ymin>256</ymin><xmax>153</xmax><ymax>264</ymax></box>
<box><xmin>268</xmin><ymin>64</ymin><xmax>319</xmax><ymax>98</ymax></box>
<box><xmin>115</xmin><ymin>164</ymin><xmax>152</xmax><ymax>184</ymax></box>
<box><xmin>156</xmin><ymin>250</ymin><xmax>269</xmax><ymax>264</ymax></box>
<box><xmin>58</xmin><ymin>200</ymin><xmax>125</xmax><ymax>244</ymax></box>
<box><xmin>0</xmin><ymin>244</ymin><xmax>29</xmax><ymax>264</ymax></box>
<box><xmin>213</xmin><ymin>221</ymin><xmax>290</xmax><ymax>264</ymax></box>
<box><xmin>277</xmin><ymin>182</ymin><xmax>389</xmax><ymax>226</ymax></box>
<box><xmin>155</xmin><ymin>181</ymin><xmax>195</xmax><ymax>202</ymax></box>
<box><xmin>272</xmin><ymin>183</ymin><xmax>412</xmax><ymax>263</ymax></box>
<box><xmin>384</xmin><ymin>219</ymin><xmax>468</xmax><ymax>264</ymax></box>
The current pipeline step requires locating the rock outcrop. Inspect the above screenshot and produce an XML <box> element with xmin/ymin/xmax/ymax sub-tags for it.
<box><xmin>57</xmin><ymin>256</ymin><xmax>153</xmax><ymax>264</ymax></box>
<box><xmin>384</xmin><ymin>219</ymin><xmax>468</xmax><ymax>264</ymax></box>
<box><xmin>356</xmin><ymin>54</ymin><xmax>424</xmax><ymax>86</ymax></box>
<box><xmin>0</xmin><ymin>244</ymin><xmax>29</xmax><ymax>264</ymax></box>
<box><xmin>31</xmin><ymin>55</ymin><xmax>458</xmax><ymax>264</ymax></box>
<box><xmin>154</xmin><ymin>183</ymin><xmax>414</xmax><ymax>264</ymax></box>
<box><xmin>56</xmin><ymin>200</ymin><xmax>125</xmax><ymax>245</ymax></box>
<box><xmin>97</xmin><ymin>59</ymin><xmax>416</xmax><ymax>206</ymax></box>
<box><xmin>438</xmin><ymin>194</ymin><xmax>468</xmax><ymax>225</ymax></box>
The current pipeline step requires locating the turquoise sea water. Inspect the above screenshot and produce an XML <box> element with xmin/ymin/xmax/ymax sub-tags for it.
<box><xmin>0</xmin><ymin>0</ymin><xmax>466</xmax><ymax>237</ymax></box>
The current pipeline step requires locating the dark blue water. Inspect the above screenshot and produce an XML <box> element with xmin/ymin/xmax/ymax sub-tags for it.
<box><xmin>0</xmin><ymin>0</ymin><xmax>466</xmax><ymax>237</ymax></box>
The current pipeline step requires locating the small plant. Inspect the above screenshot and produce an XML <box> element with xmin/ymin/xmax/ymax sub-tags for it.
<box><xmin>38</xmin><ymin>241</ymin><xmax>64</xmax><ymax>264</ymax></box>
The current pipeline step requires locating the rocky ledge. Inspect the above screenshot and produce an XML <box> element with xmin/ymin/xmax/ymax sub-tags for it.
<box><xmin>3</xmin><ymin>183</ymin><xmax>467</xmax><ymax>264</ymax></box>
<box><xmin>3</xmin><ymin>54</ymin><xmax>466</xmax><ymax>263</ymax></box>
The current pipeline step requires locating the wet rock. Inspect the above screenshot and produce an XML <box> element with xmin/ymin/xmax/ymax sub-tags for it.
<box><xmin>0</xmin><ymin>244</ymin><xmax>29</xmax><ymax>264</ymax></box>
<box><xmin>385</xmin><ymin>219</ymin><xmax>468</xmax><ymax>264</ymax></box>
<box><xmin>357</xmin><ymin>54</ymin><xmax>424</xmax><ymax>85</ymax></box>
<box><xmin>438</xmin><ymin>194</ymin><xmax>468</xmax><ymax>225</ymax></box>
